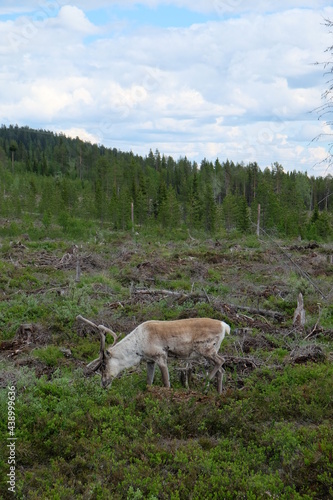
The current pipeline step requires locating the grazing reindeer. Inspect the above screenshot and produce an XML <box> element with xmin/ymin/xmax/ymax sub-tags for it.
<box><xmin>78</xmin><ymin>316</ymin><xmax>230</xmax><ymax>394</ymax></box>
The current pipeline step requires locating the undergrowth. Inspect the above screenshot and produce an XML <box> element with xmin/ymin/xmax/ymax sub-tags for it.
<box><xmin>0</xmin><ymin>228</ymin><xmax>332</xmax><ymax>499</ymax></box>
<box><xmin>0</xmin><ymin>363</ymin><xmax>332</xmax><ymax>499</ymax></box>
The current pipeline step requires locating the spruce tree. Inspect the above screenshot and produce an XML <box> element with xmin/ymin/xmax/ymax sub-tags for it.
<box><xmin>203</xmin><ymin>184</ymin><xmax>217</xmax><ymax>234</ymax></box>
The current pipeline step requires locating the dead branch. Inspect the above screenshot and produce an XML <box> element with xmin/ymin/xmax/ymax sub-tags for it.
<box><xmin>293</xmin><ymin>292</ymin><xmax>305</xmax><ymax>328</ymax></box>
<box><xmin>304</xmin><ymin>303</ymin><xmax>322</xmax><ymax>340</ymax></box>
<box><xmin>107</xmin><ymin>301</ymin><xmax>124</xmax><ymax>309</ymax></box>
<box><xmin>134</xmin><ymin>286</ymin><xmax>214</xmax><ymax>305</ymax></box>
<box><xmin>223</xmin><ymin>355</ymin><xmax>260</xmax><ymax>369</ymax></box>
<box><xmin>132</xmin><ymin>286</ymin><xmax>284</xmax><ymax>321</ymax></box>
<box><xmin>133</xmin><ymin>288</ymin><xmax>185</xmax><ymax>297</ymax></box>
<box><xmin>202</xmin><ymin>288</ymin><xmax>211</xmax><ymax>304</ymax></box>
<box><xmin>255</xmin><ymin>226</ymin><xmax>327</xmax><ymax>299</ymax></box>
<box><xmin>133</xmin><ymin>288</ymin><xmax>192</xmax><ymax>304</ymax></box>
<box><xmin>225</xmin><ymin>303</ymin><xmax>284</xmax><ymax>322</ymax></box>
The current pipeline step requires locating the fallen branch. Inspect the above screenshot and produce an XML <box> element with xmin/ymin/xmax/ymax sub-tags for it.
<box><xmin>304</xmin><ymin>303</ymin><xmax>322</xmax><ymax>340</ymax></box>
<box><xmin>133</xmin><ymin>287</ymin><xmax>284</xmax><ymax>321</ymax></box>
<box><xmin>223</xmin><ymin>355</ymin><xmax>260</xmax><ymax>369</ymax></box>
<box><xmin>132</xmin><ymin>288</ymin><xmax>209</xmax><ymax>304</ymax></box>
<box><xmin>225</xmin><ymin>303</ymin><xmax>284</xmax><ymax>322</ymax></box>
<box><xmin>133</xmin><ymin>288</ymin><xmax>184</xmax><ymax>297</ymax></box>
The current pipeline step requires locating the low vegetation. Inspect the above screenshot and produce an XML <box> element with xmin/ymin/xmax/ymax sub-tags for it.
<box><xmin>0</xmin><ymin>220</ymin><xmax>332</xmax><ymax>499</ymax></box>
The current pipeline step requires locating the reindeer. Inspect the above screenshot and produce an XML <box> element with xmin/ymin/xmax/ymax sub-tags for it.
<box><xmin>78</xmin><ymin>316</ymin><xmax>230</xmax><ymax>394</ymax></box>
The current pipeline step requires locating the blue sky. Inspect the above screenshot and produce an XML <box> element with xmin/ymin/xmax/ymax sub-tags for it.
<box><xmin>87</xmin><ymin>5</ymin><xmax>221</xmax><ymax>28</ymax></box>
<box><xmin>1</xmin><ymin>1</ymin><xmax>333</xmax><ymax>176</ymax></box>
<box><xmin>0</xmin><ymin>4</ymin><xmax>220</xmax><ymax>26</ymax></box>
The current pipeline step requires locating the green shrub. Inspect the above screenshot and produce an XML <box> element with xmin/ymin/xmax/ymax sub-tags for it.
<box><xmin>33</xmin><ymin>346</ymin><xmax>64</xmax><ymax>367</ymax></box>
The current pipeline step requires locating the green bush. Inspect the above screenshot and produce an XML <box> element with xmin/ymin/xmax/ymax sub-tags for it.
<box><xmin>33</xmin><ymin>346</ymin><xmax>64</xmax><ymax>367</ymax></box>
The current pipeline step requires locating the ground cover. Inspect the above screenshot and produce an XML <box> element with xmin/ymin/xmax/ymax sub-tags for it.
<box><xmin>0</xmin><ymin>226</ymin><xmax>332</xmax><ymax>499</ymax></box>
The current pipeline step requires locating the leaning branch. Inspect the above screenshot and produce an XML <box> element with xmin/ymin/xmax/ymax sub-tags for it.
<box><xmin>254</xmin><ymin>225</ymin><xmax>327</xmax><ymax>299</ymax></box>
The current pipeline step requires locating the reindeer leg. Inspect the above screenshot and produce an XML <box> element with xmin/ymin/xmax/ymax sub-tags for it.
<box><xmin>180</xmin><ymin>362</ymin><xmax>191</xmax><ymax>389</ymax></box>
<box><xmin>146</xmin><ymin>361</ymin><xmax>156</xmax><ymax>385</ymax></box>
<box><xmin>216</xmin><ymin>368</ymin><xmax>225</xmax><ymax>394</ymax></box>
<box><xmin>202</xmin><ymin>351</ymin><xmax>225</xmax><ymax>393</ymax></box>
<box><xmin>156</xmin><ymin>356</ymin><xmax>170</xmax><ymax>388</ymax></box>
<box><xmin>204</xmin><ymin>351</ymin><xmax>223</xmax><ymax>380</ymax></box>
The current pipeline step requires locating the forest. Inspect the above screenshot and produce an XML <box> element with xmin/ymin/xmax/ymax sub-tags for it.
<box><xmin>0</xmin><ymin>124</ymin><xmax>333</xmax><ymax>499</ymax></box>
<box><xmin>0</xmin><ymin>124</ymin><xmax>332</xmax><ymax>240</ymax></box>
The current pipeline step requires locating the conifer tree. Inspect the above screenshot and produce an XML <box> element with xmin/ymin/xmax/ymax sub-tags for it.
<box><xmin>236</xmin><ymin>196</ymin><xmax>250</xmax><ymax>232</ymax></box>
<box><xmin>158</xmin><ymin>186</ymin><xmax>181</xmax><ymax>229</ymax></box>
<box><xmin>189</xmin><ymin>169</ymin><xmax>202</xmax><ymax>229</ymax></box>
<box><xmin>203</xmin><ymin>184</ymin><xmax>217</xmax><ymax>233</ymax></box>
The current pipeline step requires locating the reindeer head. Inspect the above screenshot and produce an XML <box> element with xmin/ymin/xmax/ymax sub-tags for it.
<box><xmin>77</xmin><ymin>316</ymin><xmax>119</xmax><ymax>389</ymax></box>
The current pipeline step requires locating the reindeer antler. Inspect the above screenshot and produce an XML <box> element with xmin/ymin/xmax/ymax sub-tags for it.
<box><xmin>76</xmin><ymin>315</ymin><xmax>98</xmax><ymax>330</ymax></box>
<box><xmin>77</xmin><ymin>315</ymin><xmax>119</xmax><ymax>375</ymax></box>
<box><xmin>97</xmin><ymin>325</ymin><xmax>118</xmax><ymax>346</ymax></box>
<box><xmin>76</xmin><ymin>315</ymin><xmax>118</xmax><ymax>345</ymax></box>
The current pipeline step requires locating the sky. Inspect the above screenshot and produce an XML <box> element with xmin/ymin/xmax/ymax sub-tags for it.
<box><xmin>1</xmin><ymin>1</ymin><xmax>333</xmax><ymax>177</ymax></box>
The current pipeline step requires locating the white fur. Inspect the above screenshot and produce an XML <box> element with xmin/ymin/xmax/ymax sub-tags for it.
<box><xmin>92</xmin><ymin>318</ymin><xmax>230</xmax><ymax>393</ymax></box>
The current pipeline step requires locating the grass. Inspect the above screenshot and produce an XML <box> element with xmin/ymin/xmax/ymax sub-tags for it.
<box><xmin>1</xmin><ymin>362</ymin><xmax>332</xmax><ymax>499</ymax></box>
<box><xmin>0</xmin><ymin>224</ymin><xmax>332</xmax><ymax>499</ymax></box>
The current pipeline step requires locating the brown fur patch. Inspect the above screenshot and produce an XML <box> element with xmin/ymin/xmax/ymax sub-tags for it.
<box><xmin>143</xmin><ymin>318</ymin><xmax>228</xmax><ymax>358</ymax></box>
<box><xmin>145</xmin><ymin>318</ymin><xmax>223</xmax><ymax>340</ymax></box>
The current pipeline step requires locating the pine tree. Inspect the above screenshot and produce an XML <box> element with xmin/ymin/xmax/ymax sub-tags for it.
<box><xmin>9</xmin><ymin>140</ymin><xmax>18</xmax><ymax>171</ymax></box>
<box><xmin>158</xmin><ymin>186</ymin><xmax>181</xmax><ymax>229</ymax></box>
<box><xmin>203</xmin><ymin>184</ymin><xmax>217</xmax><ymax>234</ymax></box>
<box><xmin>222</xmin><ymin>193</ymin><xmax>237</xmax><ymax>231</ymax></box>
<box><xmin>189</xmin><ymin>169</ymin><xmax>202</xmax><ymax>229</ymax></box>
<box><xmin>236</xmin><ymin>196</ymin><xmax>250</xmax><ymax>232</ymax></box>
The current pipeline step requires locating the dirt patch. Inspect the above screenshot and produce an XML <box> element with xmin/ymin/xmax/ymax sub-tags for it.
<box><xmin>290</xmin><ymin>344</ymin><xmax>326</xmax><ymax>364</ymax></box>
<box><xmin>0</xmin><ymin>323</ymin><xmax>52</xmax><ymax>359</ymax></box>
<box><xmin>13</xmin><ymin>357</ymin><xmax>56</xmax><ymax>379</ymax></box>
<box><xmin>0</xmin><ymin>369</ymin><xmax>18</xmax><ymax>388</ymax></box>
<box><xmin>143</xmin><ymin>386</ymin><xmax>216</xmax><ymax>405</ymax></box>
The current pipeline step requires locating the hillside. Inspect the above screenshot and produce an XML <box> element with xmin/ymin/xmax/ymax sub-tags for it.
<box><xmin>0</xmin><ymin>225</ymin><xmax>332</xmax><ymax>498</ymax></box>
<box><xmin>0</xmin><ymin>125</ymin><xmax>333</xmax><ymax>498</ymax></box>
<box><xmin>0</xmin><ymin>124</ymin><xmax>332</xmax><ymax>240</ymax></box>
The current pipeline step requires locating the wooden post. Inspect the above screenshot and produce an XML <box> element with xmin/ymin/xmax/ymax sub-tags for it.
<box><xmin>293</xmin><ymin>292</ymin><xmax>305</xmax><ymax>329</ymax></box>
<box><xmin>256</xmin><ymin>204</ymin><xmax>261</xmax><ymax>237</ymax></box>
<box><xmin>75</xmin><ymin>258</ymin><xmax>81</xmax><ymax>283</ymax></box>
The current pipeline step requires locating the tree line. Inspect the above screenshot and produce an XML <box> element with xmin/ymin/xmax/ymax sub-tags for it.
<box><xmin>0</xmin><ymin>124</ymin><xmax>332</xmax><ymax>239</ymax></box>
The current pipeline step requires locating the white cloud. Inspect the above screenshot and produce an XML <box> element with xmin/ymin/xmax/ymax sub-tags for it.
<box><xmin>58</xmin><ymin>126</ymin><xmax>99</xmax><ymax>144</ymax></box>
<box><xmin>55</xmin><ymin>5</ymin><xmax>98</xmax><ymax>33</ymax></box>
<box><xmin>1</xmin><ymin>2</ymin><xmax>333</xmax><ymax>174</ymax></box>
